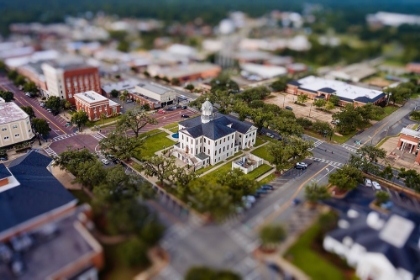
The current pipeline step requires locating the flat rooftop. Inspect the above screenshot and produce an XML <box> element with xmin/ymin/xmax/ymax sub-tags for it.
<box><xmin>136</xmin><ymin>81</ymin><xmax>173</xmax><ymax>95</ymax></box>
<box><xmin>0</xmin><ymin>205</ymin><xmax>101</xmax><ymax>280</ymax></box>
<box><xmin>296</xmin><ymin>75</ymin><xmax>384</xmax><ymax>101</ymax></box>
<box><xmin>156</xmin><ymin>63</ymin><xmax>220</xmax><ymax>79</ymax></box>
<box><xmin>75</xmin><ymin>91</ymin><xmax>108</xmax><ymax>103</ymax></box>
<box><xmin>0</xmin><ymin>103</ymin><xmax>29</xmax><ymax>125</ymax></box>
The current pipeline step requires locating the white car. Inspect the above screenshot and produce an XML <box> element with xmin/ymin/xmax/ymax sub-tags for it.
<box><xmin>101</xmin><ymin>159</ymin><xmax>109</xmax><ymax>165</ymax></box>
<box><xmin>364</xmin><ymin>178</ymin><xmax>372</xmax><ymax>187</ymax></box>
<box><xmin>295</xmin><ymin>162</ymin><xmax>308</xmax><ymax>169</ymax></box>
<box><xmin>372</xmin><ymin>181</ymin><xmax>382</xmax><ymax>191</ymax></box>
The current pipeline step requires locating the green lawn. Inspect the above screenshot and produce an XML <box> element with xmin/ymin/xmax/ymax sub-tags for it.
<box><xmin>196</xmin><ymin>161</ymin><xmax>224</xmax><ymax>175</ymax></box>
<box><xmin>200</xmin><ymin>161</ymin><xmax>235</xmax><ymax>184</ymax></box>
<box><xmin>285</xmin><ymin>224</ymin><xmax>349</xmax><ymax>280</ymax></box>
<box><xmin>170</xmin><ymin>127</ymin><xmax>179</xmax><ymax>133</ymax></box>
<box><xmin>136</xmin><ymin>132</ymin><xmax>176</xmax><ymax>158</ymax></box>
<box><xmin>162</xmin><ymin>122</ymin><xmax>179</xmax><ymax>130</ymax></box>
<box><xmin>411</xmin><ymin>93</ymin><xmax>420</xmax><ymax>99</ymax></box>
<box><xmin>245</xmin><ymin>164</ymin><xmax>273</xmax><ymax>180</ymax></box>
<box><xmin>374</xmin><ymin>106</ymin><xmax>399</xmax><ymax>120</ymax></box>
<box><xmin>139</xmin><ymin>129</ymin><xmax>162</xmax><ymax>137</ymax></box>
<box><xmin>258</xmin><ymin>173</ymin><xmax>277</xmax><ymax>184</ymax></box>
<box><xmin>251</xmin><ymin>145</ymin><xmax>273</xmax><ymax>162</ymax></box>
<box><xmin>226</xmin><ymin>151</ymin><xmax>243</xmax><ymax>161</ymax></box>
<box><xmin>255</xmin><ymin>136</ymin><xmax>266</xmax><ymax>147</ymax></box>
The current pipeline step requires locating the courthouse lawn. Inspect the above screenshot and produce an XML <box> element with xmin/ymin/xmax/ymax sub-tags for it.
<box><xmin>135</xmin><ymin>131</ymin><xmax>175</xmax><ymax>158</ymax></box>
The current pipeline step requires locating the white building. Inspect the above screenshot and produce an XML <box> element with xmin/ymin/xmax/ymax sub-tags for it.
<box><xmin>0</xmin><ymin>102</ymin><xmax>34</xmax><ymax>147</ymax></box>
<box><xmin>173</xmin><ymin>100</ymin><xmax>257</xmax><ymax>169</ymax></box>
<box><xmin>134</xmin><ymin>82</ymin><xmax>177</xmax><ymax>106</ymax></box>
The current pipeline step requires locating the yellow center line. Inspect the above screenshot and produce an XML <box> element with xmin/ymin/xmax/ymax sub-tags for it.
<box><xmin>254</xmin><ymin>165</ymin><xmax>329</xmax><ymax>231</ymax></box>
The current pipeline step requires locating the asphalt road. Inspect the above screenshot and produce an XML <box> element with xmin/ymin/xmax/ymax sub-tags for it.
<box><xmin>0</xmin><ymin>76</ymin><xmax>74</xmax><ymax>138</ymax></box>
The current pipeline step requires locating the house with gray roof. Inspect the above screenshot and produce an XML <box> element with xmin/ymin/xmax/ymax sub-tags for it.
<box><xmin>172</xmin><ymin>100</ymin><xmax>257</xmax><ymax>168</ymax></box>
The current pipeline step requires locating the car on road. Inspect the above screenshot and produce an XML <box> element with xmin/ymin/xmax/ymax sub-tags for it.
<box><xmin>285</xmin><ymin>106</ymin><xmax>293</xmax><ymax>110</ymax></box>
<box><xmin>25</xmin><ymin>92</ymin><xmax>31</xmax><ymax>97</ymax></box>
<box><xmin>364</xmin><ymin>178</ymin><xmax>372</xmax><ymax>187</ymax></box>
<box><xmin>181</xmin><ymin>114</ymin><xmax>190</xmax><ymax>118</ymax></box>
<box><xmin>101</xmin><ymin>159</ymin><xmax>109</xmax><ymax>165</ymax></box>
<box><xmin>47</xmin><ymin>108</ymin><xmax>52</xmax><ymax>112</ymax></box>
<box><xmin>157</xmin><ymin>109</ymin><xmax>166</xmax><ymax>114</ymax></box>
<box><xmin>292</xmin><ymin>198</ymin><xmax>301</xmax><ymax>206</ymax></box>
<box><xmin>331</xmin><ymin>119</ymin><xmax>340</xmax><ymax>125</ymax></box>
<box><xmin>261</xmin><ymin>184</ymin><xmax>274</xmax><ymax>191</ymax></box>
<box><xmin>372</xmin><ymin>181</ymin><xmax>381</xmax><ymax>191</ymax></box>
<box><xmin>255</xmin><ymin>188</ymin><xmax>268</xmax><ymax>195</ymax></box>
<box><xmin>295</xmin><ymin>162</ymin><xmax>308</xmax><ymax>170</ymax></box>
<box><xmin>182</xmin><ymin>106</ymin><xmax>187</xmax><ymax>109</ymax></box>
<box><xmin>126</xmin><ymin>99</ymin><xmax>133</xmax><ymax>103</ymax></box>
<box><xmin>39</xmin><ymin>102</ymin><xmax>46</xmax><ymax>108</ymax></box>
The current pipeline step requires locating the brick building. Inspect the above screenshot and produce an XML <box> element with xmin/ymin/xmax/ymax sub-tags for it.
<box><xmin>397</xmin><ymin>128</ymin><xmax>420</xmax><ymax>163</ymax></box>
<box><xmin>42</xmin><ymin>61</ymin><xmax>100</xmax><ymax>104</ymax></box>
<box><xmin>74</xmin><ymin>91</ymin><xmax>121</xmax><ymax>121</ymax></box>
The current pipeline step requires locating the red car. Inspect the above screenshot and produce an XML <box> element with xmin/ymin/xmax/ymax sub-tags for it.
<box><xmin>158</xmin><ymin>109</ymin><xmax>166</xmax><ymax>114</ymax></box>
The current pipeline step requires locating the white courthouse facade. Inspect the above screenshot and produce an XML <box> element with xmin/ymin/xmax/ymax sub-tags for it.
<box><xmin>172</xmin><ymin>100</ymin><xmax>257</xmax><ymax>169</ymax></box>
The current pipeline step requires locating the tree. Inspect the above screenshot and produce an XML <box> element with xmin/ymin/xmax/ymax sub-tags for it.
<box><xmin>399</xmin><ymin>168</ymin><xmax>420</xmax><ymax>192</ymax></box>
<box><xmin>143</xmin><ymin>71</ymin><xmax>150</xmax><ymax>77</ymax></box>
<box><xmin>119</xmin><ymin>90</ymin><xmax>130</xmax><ymax>102</ymax></box>
<box><xmin>297</xmin><ymin>94</ymin><xmax>308</xmax><ymax>104</ymax></box>
<box><xmin>171</xmin><ymin>78</ymin><xmax>180</xmax><ymax>86</ymax></box>
<box><xmin>139</xmin><ymin>222</ymin><xmax>165</xmax><ymax>247</ymax></box>
<box><xmin>45</xmin><ymin>96</ymin><xmax>61</xmax><ymax>112</ymax></box>
<box><xmin>117</xmin><ymin>40</ymin><xmax>130</xmax><ymax>52</ymax></box>
<box><xmin>270</xmin><ymin>76</ymin><xmax>289</xmax><ymax>92</ymax></box>
<box><xmin>71</xmin><ymin>110</ymin><xmax>89</xmax><ymax>132</ymax></box>
<box><xmin>324</xmin><ymin>101</ymin><xmax>335</xmax><ymax>111</ymax></box>
<box><xmin>348</xmin><ymin>154</ymin><xmax>379</xmax><ymax>174</ymax></box>
<box><xmin>259</xmin><ymin>224</ymin><xmax>287</xmax><ymax>249</ymax></box>
<box><xmin>118</xmin><ymin>108</ymin><xmax>158</xmax><ymax>138</ymax></box>
<box><xmin>318</xmin><ymin>211</ymin><xmax>339</xmax><ymax>235</ymax></box>
<box><xmin>24</xmin><ymin>81</ymin><xmax>38</xmax><ymax>96</ymax></box>
<box><xmin>328</xmin><ymin>165</ymin><xmax>363</xmax><ymax>191</ymax></box>
<box><xmin>232</xmin><ymin>100</ymin><xmax>250</xmax><ymax>121</ymax></box>
<box><xmin>313</xmin><ymin>98</ymin><xmax>326</xmax><ymax>109</ymax></box>
<box><xmin>333</xmin><ymin>104</ymin><xmax>363</xmax><ymax>134</ymax></box>
<box><xmin>410</xmin><ymin>111</ymin><xmax>420</xmax><ymax>121</ymax></box>
<box><xmin>173</xmin><ymin>167</ymin><xmax>197</xmax><ymax>188</ymax></box>
<box><xmin>185</xmin><ymin>267</ymin><xmax>241</xmax><ymax>280</ymax></box>
<box><xmin>53</xmin><ymin>148</ymin><xmax>96</xmax><ymax>176</ymax></box>
<box><xmin>99</xmin><ymin>129</ymin><xmax>144</xmax><ymax>160</ymax></box>
<box><xmin>20</xmin><ymin>106</ymin><xmax>35</xmax><ymax>119</ymax></box>
<box><xmin>217</xmin><ymin>168</ymin><xmax>259</xmax><ymax>204</ymax></box>
<box><xmin>185</xmin><ymin>84</ymin><xmax>195</xmax><ymax>92</ymax></box>
<box><xmin>286</xmin><ymin>136</ymin><xmax>314</xmax><ymax>160</ymax></box>
<box><xmin>312</xmin><ymin>120</ymin><xmax>332</xmax><ymax>137</ymax></box>
<box><xmin>74</xmin><ymin>160</ymin><xmax>106</xmax><ymax>190</ymax></box>
<box><xmin>375</xmin><ymin>191</ymin><xmax>390</xmax><ymax>205</ymax></box>
<box><xmin>210</xmin><ymin>73</ymin><xmax>239</xmax><ymax>94</ymax></box>
<box><xmin>305</xmin><ymin>182</ymin><xmax>331</xmax><ymax>203</ymax></box>
<box><xmin>236</xmin><ymin>86</ymin><xmax>270</xmax><ymax>102</ymax></box>
<box><xmin>356</xmin><ymin>103</ymin><xmax>384</xmax><ymax>122</ymax></box>
<box><xmin>329</xmin><ymin>95</ymin><xmax>340</xmax><ymax>106</ymax></box>
<box><xmin>380</xmin><ymin>165</ymin><xmax>394</xmax><ymax>180</ymax></box>
<box><xmin>7</xmin><ymin>69</ymin><xmax>18</xmax><ymax>81</ymax></box>
<box><xmin>359</xmin><ymin>145</ymin><xmax>386</xmax><ymax>163</ymax></box>
<box><xmin>271</xmin><ymin>117</ymin><xmax>304</xmax><ymax>136</ymax></box>
<box><xmin>140</xmin><ymin>155</ymin><xmax>177</xmax><ymax>185</ymax></box>
<box><xmin>267</xmin><ymin>141</ymin><xmax>293</xmax><ymax>172</ymax></box>
<box><xmin>161</xmin><ymin>76</ymin><xmax>170</xmax><ymax>83</ymax></box>
<box><xmin>61</xmin><ymin>99</ymin><xmax>72</xmax><ymax>110</ymax></box>
<box><xmin>117</xmin><ymin>238</ymin><xmax>150</xmax><ymax>267</ymax></box>
<box><xmin>14</xmin><ymin>75</ymin><xmax>26</xmax><ymax>87</ymax></box>
<box><xmin>100</xmin><ymin>113</ymin><xmax>107</xmax><ymax>125</ymax></box>
<box><xmin>249</xmin><ymin>108</ymin><xmax>273</xmax><ymax>132</ymax></box>
<box><xmin>110</xmin><ymin>89</ymin><xmax>119</xmax><ymax>98</ymax></box>
<box><xmin>296</xmin><ymin>117</ymin><xmax>312</xmax><ymax>129</ymax></box>
<box><xmin>0</xmin><ymin>90</ymin><xmax>13</xmax><ymax>102</ymax></box>
<box><xmin>31</xmin><ymin>118</ymin><xmax>51</xmax><ymax>138</ymax></box>
<box><xmin>212</xmin><ymin>89</ymin><xmax>233</xmax><ymax>114</ymax></box>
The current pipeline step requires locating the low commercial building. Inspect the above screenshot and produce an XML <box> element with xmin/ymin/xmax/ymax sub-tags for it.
<box><xmin>101</xmin><ymin>79</ymin><xmax>139</xmax><ymax>97</ymax></box>
<box><xmin>74</xmin><ymin>91</ymin><xmax>121</xmax><ymax>121</ymax></box>
<box><xmin>133</xmin><ymin>81</ymin><xmax>177</xmax><ymax>108</ymax></box>
<box><xmin>0</xmin><ymin>102</ymin><xmax>33</xmax><ymax>148</ymax></box>
<box><xmin>325</xmin><ymin>63</ymin><xmax>377</xmax><ymax>83</ymax></box>
<box><xmin>286</xmin><ymin>76</ymin><xmax>386</xmax><ymax>107</ymax></box>
<box><xmin>173</xmin><ymin>100</ymin><xmax>257</xmax><ymax>169</ymax></box>
<box><xmin>406</xmin><ymin>62</ymin><xmax>420</xmax><ymax>74</ymax></box>
<box><xmin>147</xmin><ymin>63</ymin><xmax>221</xmax><ymax>82</ymax></box>
<box><xmin>42</xmin><ymin>60</ymin><xmax>101</xmax><ymax>104</ymax></box>
<box><xmin>396</xmin><ymin>128</ymin><xmax>420</xmax><ymax>163</ymax></box>
<box><xmin>0</xmin><ymin>151</ymin><xmax>104</xmax><ymax>279</ymax></box>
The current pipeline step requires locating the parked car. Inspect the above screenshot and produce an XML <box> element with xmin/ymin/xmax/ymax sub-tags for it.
<box><xmin>25</xmin><ymin>92</ymin><xmax>31</xmax><ymax>97</ymax></box>
<box><xmin>246</xmin><ymin>195</ymin><xmax>256</xmax><ymax>203</ymax></box>
<box><xmin>255</xmin><ymin>188</ymin><xmax>268</xmax><ymax>195</ymax></box>
<box><xmin>261</xmin><ymin>184</ymin><xmax>274</xmax><ymax>191</ymax></box>
<box><xmin>158</xmin><ymin>109</ymin><xmax>166</xmax><ymax>114</ymax></box>
<box><xmin>364</xmin><ymin>178</ymin><xmax>372</xmax><ymax>187</ymax></box>
<box><xmin>292</xmin><ymin>198</ymin><xmax>301</xmax><ymax>206</ymax></box>
<box><xmin>101</xmin><ymin>159</ymin><xmax>109</xmax><ymax>165</ymax></box>
<box><xmin>39</xmin><ymin>102</ymin><xmax>46</xmax><ymax>108</ymax></box>
<box><xmin>166</xmin><ymin>106</ymin><xmax>177</xmax><ymax>111</ymax></box>
<box><xmin>331</xmin><ymin>119</ymin><xmax>340</xmax><ymax>125</ymax></box>
<box><xmin>285</xmin><ymin>106</ymin><xmax>293</xmax><ymax>110</ymax></box>
<box><xmin>126</xmin><ymin>99</ymin><xmax>133</xmax><ymax>103</ymax></box>
<box><xmin>181</xmin><ymin>114</ymin><xmax>190</xmax><ymax>118</ymax></box>
<box><xmin>182</xmin><ymin>106</ymin><xmax>187</xmax><ymax>109</ymax></box>
<box><xmin>0</xmin><ymin>244</ymin><xmax>12</xmax><ymax>263</ymax></box>
<box><xmin>295</xmin><ymin>162</ymin><xmax>308</xmax><ymax>169</ymax></box>
<box><xmin>372</xmin><ymin>181</ymin><xmax>382</xmax><ymax>191</ymax></box>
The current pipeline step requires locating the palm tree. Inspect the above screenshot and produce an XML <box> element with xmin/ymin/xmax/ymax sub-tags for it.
<box><xmin>119</xmin><ymin>90</ymin><xmax>129</xmax><ymax>102</ymax></box>
<box><xmin>259</xmin><ymin>224</ymin><xmax>286</xmax><ymax>250</ymax></box>
<box><xmin>305</xmin><ymin>182</ymin><xmax>331</xmax><ymax>203</ymax></box>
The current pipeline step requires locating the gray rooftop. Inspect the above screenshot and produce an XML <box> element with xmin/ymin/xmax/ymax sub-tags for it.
<box><xmin>0</xmin><ymin>102</ymin><xmax>29</xmax><ymax>125</ymax></box>
<box><xmin>136</xmin><ymin>82</ymin><xmax>173</xmax><ymax>95</ymax></box>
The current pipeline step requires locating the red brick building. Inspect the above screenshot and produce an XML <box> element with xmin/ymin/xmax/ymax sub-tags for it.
<box><xmin>74</xmin><ymin>91</ymin><xmax>121</xmax><ymax>121</ymax></box>
<box><xmin>397</xmin><ymin>128</ymin><xmax>420</xmax><ymax>163</ymax></box>
<box><xmin>406</xmin><ymin>62</ymin><xmax>420</xmax><ymax>74</ymax></box>
<box><xmin>42</xmin><ymin>61</ymin><xmax>101</xmax><ymax>104</ymax></box>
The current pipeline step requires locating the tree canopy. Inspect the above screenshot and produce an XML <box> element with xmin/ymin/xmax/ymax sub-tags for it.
<box><xmin>71</xmin><ymin>110</ymin><xmax>89</xmax><ymax>132</ymax></box>
<box><xmin>31</xmin><ymin>118</ymin><xmax>51</xmax><ymax>138</ymax></box>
